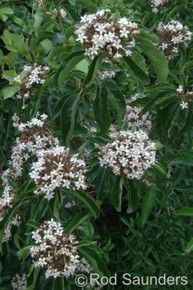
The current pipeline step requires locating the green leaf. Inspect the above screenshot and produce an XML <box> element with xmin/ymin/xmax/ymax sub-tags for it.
<box><xmin>0</xmin><ymin>7</ymin><xmax>14</xmax><ymax>21</ymax></box>
<box><xmin>17</xmin><ymin>244</ymin><xmax>33</xmax><ymax>261</ymax></box>
<box><xmin>185</xmin><ymin>238</ymin><xmax>193</xmax><ymax>254</ymax></box>
<box><xmin>0</xmin><ymin>7</ymin><xmax>14</xmax><ymax>15</ymax></box>
<box><xmin>107</xmin><ymin>89</ymin><xmax>123</xmax><ymax>129</ymax></box>
<box><xmin>171</xmin><ymin>154</ymin><xmax>193</xmax><ymax>166</ymax></box>
<box><xmin>52</xmin><ymin>278</ymin><xmax>65</xmax><ymax>290</ymax></box>
<box><xmin>78</xmin><ymin>245</ymin><xmax>110</xmax><ymax>277</ymax></box>
<box><xmin>125</xmin><ymin>180</ymin><xmax>140</xmax><ymax>214</ymax></box>
<box><xmin>137</xmin><ymin>36</ymin><xmax>169</xmax><ymax>82</ymax></box>
<box><xmin>16</xmin><ymin>180</ymin><xmax>34</xmax><ymax>196</ymax></box>
<box><xmin>84</xmin><ymin>55</ymin><xmax>102</xmax><ymax>88</ymax></box>
<box><xmin>76</xmin><ymin>59</ymin><xmax>89</xmax><ymax>74</ymax></box>
<box><xmin>141</xmin><ymin>188</ymin><xmax>157</xmax><ymax>227</ymax></box>
<box><xmin>123</xmin><ymin>56</ymin><xmax>150</xmax><ymax>84</ymax></box>
<box><xmin>34</xmin><ymin>10</ymin><xmax>44</xmax><ymax>33</ymax></box>
<box><xmin>60</xmin><ymin>92</ymin><xmax>81</xmax><ymax>146</ymax></box>
<box><xmin>111</xmin><ymin>176</ymin><xmax>123</xmax><ymax>212</ymax></box>
<box><xmin>1</xmin><ymin>30</ymin><xmax>26</xmax><ymax>54</ymax></box>
<box><xmin>105</xmin><ymin>80</ymin><xmax>126</xmax><ymax>113</ymax></box>
<box><xmin>27</xmin><ymin>268</ymin><xmax>40</xmax><ymax>290</ymax></box>
<box><xmin>63</xmin><ymin>4</ymin><xmax>79</xmax><ymax>21</ymax></box>
<box><xmin>54</xmin><ymin>50</ymin><xmax>84</xmax><ymax>88</ymax></box>
<box><xmin>153</xmin><ymin>162</ymin><xmax>167</xmax><ymax>175</ymax></box>
<box><xmin>40</xmin><ymin>39</ymin><xmax>53</xmax><ymax>53</ymax></box>
<box><xmin>2</xmin><ymin>85</ymin><xmax>19</xmax><ymax>99</ymax></box>
<box><xmin>176</xmin><ymin>208</ymin><xmax>193</xmax><ymax>216</ymax></box>
<box><xmin>76</xmin><ymin>0</ymin><xmax>98</xmax><ymax>12</ymax></box>
<box><xmin>2</xmin><ymin>70</ymin><xmax>15</xmax><ymax>81</ymax></box>
<box><xmin>93</xmin><ymin>84</ymin><xmax>112</xmax><ymax>134</ymax></box>
<box><xmin>72</xmin><ymin>191</ymin><xmax>100</xmax><ymax>218</ymax></box>
<box><xmin>65</xmin><ymin>210</ymin><xmax>90</xmax><ymax>233</ymax></box>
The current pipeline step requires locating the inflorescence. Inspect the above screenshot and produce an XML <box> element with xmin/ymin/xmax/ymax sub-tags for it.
<box><xmin>151</xmin><ymin>0</ymin><xmax>171</xmax><ymax>13</ymax></box>
<box><xmin>99</xmin><ymin>129</ymin><xmax>156</xmax><ymax>180</ymax></box>
<box><xmin>157</xmin><ymin>20</ymin><xmax>192</xmax><ymax>61</ymax></box>
<box><xmin>30</xmin><ymin>219</ymin><xmax>91</xmax><ymax>279</ymax></box>
<box><xmin>13</xmin><ymin>64</ymin><xmax>49</xmax><ymax>109</ymax></box>
<box><xmin>75</xmin><ymin>9</ymin><xmax>139</xmax><ymax>60</ymax></box>
<box><xmin>29</xmin><ymin>146</ymin><xmax>87</xmax><ymax>200</ymax></box>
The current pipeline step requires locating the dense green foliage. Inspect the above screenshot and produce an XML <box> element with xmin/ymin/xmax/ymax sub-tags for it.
<box><xmin>1</xmin><ymin>0</ymin><xmax>193</xmax><ymax>289</ymax></box>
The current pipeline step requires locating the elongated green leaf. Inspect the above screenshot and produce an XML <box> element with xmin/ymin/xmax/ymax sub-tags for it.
<box><xmin>141</xmin><ymin>188</ymin><xmax>157</xmax><ymax>226</ymax></box>
<box><xmin>17</xmin><ymin>244</ymin><xmax>33</xmax><ymax>261</ymax></box>
<box><xmin>63</xmin><ymin>4</ymin><xmax>79</xmax><ymax>21</ymax></box>
<box><xmin>76</xmin><ymin>0</ymin><xmax>97</xmax><ymax>12</ymax></box>
<box><xmin>105</xmin><ymin>80</ymin><xmax>126</xmax><ymax>113</ymax></box>
<box><xmin>108</xmin><ymin>89</ymin><xmax>123</xmax><ymax>128</ymax></box>
<box><xmin>2</xmin><ymin>70</ymin><xmax>15</xmax><ymax>81</ymax></box>
<box><xmin>76</xmin><ymin>59</ymin><xmax>89</xmax><ymax>74</ymax></box>
<box><xmin>52</xmin><ymin>278</ymin><xmax>65</xmax><ymax>290</ymax></box>
<box><xmin>171</xmin><ymin>155</ymin><xmax>193</xmax><ymax>166</ymax></box>
<box><xmin>0</xmin><ymin>7</ymin><xmax>14</xmax><ymax>15</ymax></box>
<box><xmin>84</xmin><ymin>55</ymin><xmax>102</xmax><ymax>87</ymax></box>
<box><xmin>40</xmin><ymin>39</ymin><xmax>53</xmax><ymax>53</ymax></box>
<box><xmin>78</xmin><ymin>246</ymin><xmax>110</xmax><ymax>277</ymax></box>
<box><xmin>16</xmin><ymin>180</ymin><xmax>34</xmax><ymax>196</ymax></box>
<box><xmin>153</xmin><ymin>162</ymin><xmax>167</xmax><ymax>175</ymax></box>
<box><xmin>93</xmin><ymin>84</ymin><xmax>112</xmax><ymax>135</ymax></box>
<box><xmin>176</xmin><ymin>208</ymin><xmax>193</xmax><ymax>216</ymax></box>
<box><xmin>123</xmin><ymin>56</ymin><xmax>150</xmax><ymax>84</ymax></box>
<box><xmin>72</xmin><ymin>191</ymin><xmax>100</xmax><ymax>218</ymax></box>
<box><xmin>65</xmin><ymin>210</ymin><xmax>91</xmax><ymax>233</ymax></box>
<box><xmin>137</xmin><ymin>36</ymin><xmax>169</xmax><ymax>82</ymax></box>
<box><xmin>2</xmin><ymin>85</ymin><xmax>19</xmax><ymax>99</ymax></box>
<box><xmin>60</xmin><ymin>93</ymin><xmax>81</xmax><ymax>146</ymax></box>
<box><xmin>54</xmin><ymin>50</ymin><xmax>84</xmax><ymax>88</ymax></box>
<box><xmin>58</xmin><ymin>54</ymin><xmax>85</xmax><ymax>87</ymax></box>
<box><xmin>185</xmin><ymin>237</ymin><xmax>193</xmax><ymax>253</ymax></box>
<box><xmin>124</xmin><ymin>180</ymin><xmax>140</xmax><ymax>214</ymax></box>
<box><xmin>111</xmin><ymin>177</ymin><xmax>123</xmax><ymax>212</ymax></box>
<box><xmin>27</xmin><ymin>268</ymin><xmax>40</xmax><ymax>290</ymax></box>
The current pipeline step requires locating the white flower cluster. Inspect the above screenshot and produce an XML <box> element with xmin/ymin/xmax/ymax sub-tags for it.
<box><xmin>3</xmin><ymin>215</ymin><xmax>21</xmax><ymax>243</ymax></box>
<box><xmin>30</xmin><ymin>219</ymin><xmax>91</xmax><ymax>278</ymax></box>
<box><xmin>0</xmin><ymin>169</ymin><xmax>21</xmax><ymax>243</ymax></box>
<box><xmin>29</xmin><ymin>146</ymin><xmax>87</xmax><ymax>200</ymax></box>
<box><xmin>99</xmin><ymin>130</ymin><xmax>156</xmax><ymax>180</ymax></box>
<box><xmin>176</xmin><ymin>85</ymin><xmax>193</xmax><ymax>109</ymax></box>
<box><xmin>125</xmin><ymin>105</ymin><xmax>152</xmax><ymax>132</ymax></box>
<box><xmin>157</xmin><ymin>20</ymin><xmax>192</xmax><ymax>61</ymax></box>
<box><xmin>98</xmin><ymin>70</ymin><xmax>116</xmax><ymax>80</ymax></box>
<box><xmin>75</xmin><ymin>9</ymin><xmax>139</xmax><ymax>60</ymax></box>
<box><xmin>13</xmin><ymin>64</ymin><xmax>49</xmax><ymax>109</ymax></box>
<box><xmin>0</xmin><ymin>114</ymin><xmax>58</xmax><ymax>241</ymax></box>
<box><xmin>10</xmin><ymin>113</ymin><xmax>59</xmax><ymax>177</ymax></box>
<box><xmin>11</xmin><ymin>274</ymin><xmax>27</xmax><ymax>290</ymax></box>
<box><xmin>151</xmin><ymin>0</ymin><xmax>170</xmax><ymax>13</ymax></box>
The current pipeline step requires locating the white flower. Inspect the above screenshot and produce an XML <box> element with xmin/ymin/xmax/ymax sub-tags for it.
<box><xmin>180</xmin><ymin>101</ymin><xmax>188</xmax><ymax>109</ymax></box>
<box><xmin>11</xmin><ymin>274</ymin><xmax>27</xmax><ymax>290</ymax></box>
<box><xmin>177</xmin><ymin>85</ymin><xmax>184</xmax><ymax>93</ymax></box>
<box><xmin>75</xmin><ymin>9</ymin><xmax>139</xmax><ymax>60</ymax></box>
<box><xmin>157</xmin><ymin>20</ymin><xmax>191</xmax><ymax>60</ymax></box>
<box><xmin>30</xmin><ymin>220</ymin><xmax>91</xmax><ymax>279</ymax></box>
<box><xmin>29</xmin><ymin>146</ymin><xmax>87</xmax><ymax>200</ymax></box>
<box><xmin>99</xmin><ymin>129</ymin><xmax>156</xmax><ymax>180</ymax></box>
<box><xmin>60</xmin><ymin>8</ymin><xmax>67</xmax><ymax>19</ymax></box>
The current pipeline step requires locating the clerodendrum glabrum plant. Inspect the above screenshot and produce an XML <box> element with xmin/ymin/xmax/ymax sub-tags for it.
<box><xmin>0</xmin><ymin>0</ymin><xmax>193</xmax><ymax>289</ymax></box>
